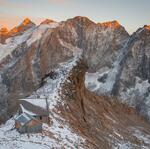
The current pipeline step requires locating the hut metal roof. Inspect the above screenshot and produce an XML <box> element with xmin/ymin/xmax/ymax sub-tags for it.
<box><xmin>15</xmin><ymin>113</ymin><xmax>34</xmax><ymax>126</ymax></box>
<box><xmin>20</xmin><ymin>99</ymin><xmax>49</xmax><ymax>116</ymax></box>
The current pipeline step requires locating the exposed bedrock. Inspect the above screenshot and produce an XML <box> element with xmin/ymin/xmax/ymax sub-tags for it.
<box><xmin>58</xmin><ymin>60</ymin><xmax>150</xmax><ymax>149</ymax></box>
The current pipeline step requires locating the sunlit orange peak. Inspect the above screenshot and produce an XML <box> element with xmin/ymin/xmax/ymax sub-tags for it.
<box><xmin>22</xmin><ymin>18</ymin><xmax>32</xmax><ymax>25</ymax></box>
<box><xmin>144</xmin><ymin>25</ymin><xmax>150</xmax><ymax>30</ymax></box>
<box><xmin>10</xmin><ymin>27</ymin><xmax>18</xmax><ymax>33</ymax></box>
<box><xmin>0</xmin><ymin>27</ymin><xmax>9</xmax><ymax>34</ymax></box>
<box><xmin>98</xmin><ymin>20</ymin><xmax>121</xmax><ymax>29</ymax></box>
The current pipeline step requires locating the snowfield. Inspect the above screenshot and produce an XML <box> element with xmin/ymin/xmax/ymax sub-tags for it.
<box><xmin>27</xmin><ymin>22</ymin><xmax>59</xmax><ymax>46</ymax></box>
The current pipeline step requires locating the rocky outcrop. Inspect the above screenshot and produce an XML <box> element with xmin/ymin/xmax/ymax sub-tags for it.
<box><xmin>59</xmin><ymin>60</ymin><xmax>150</xmax><ymax>148</ymax></box>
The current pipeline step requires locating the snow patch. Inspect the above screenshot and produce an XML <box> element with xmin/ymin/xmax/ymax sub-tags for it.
<box><xmin>27</xmin><ymin>23</ymin><xmax>59</xmax><ymax>46</ymax></box>
<box><xmin>20</xmin><ymin>104</ymin><xmax>36</xmax><ymax>116</ymax></box>
<box><xmin>20</xmin><ymin>98</ymin><xmax>47</xmax><ymax>110</ymax></box>
<box><xmin>0</xmin><ymin>27</ymin><xmax>34</xmax><ymax>61</ymax></box>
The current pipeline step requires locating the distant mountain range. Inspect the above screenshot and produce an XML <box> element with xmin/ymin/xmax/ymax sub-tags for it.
<box><xmin>0</xmin><ymin>16</ymin><xmax>150</xmax><ymax>148</ymax></box>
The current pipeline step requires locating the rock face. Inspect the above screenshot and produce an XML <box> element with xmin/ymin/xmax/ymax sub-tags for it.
<box><xmin>0</xmin><ymin>16</ymin><xmax>150</xmax><ymax>124</ymax></box>
<box><xmin>85</xmin><ymin>25</ymin><xmax>150</xmax><ymax>121</ymax></box>
<box><xmin>116</xmin><ymin>27</ymin><xmax>150</xmax><ymax>120</ymax></box>
<box><xmin>59</xmin><ymin>60</ymin><xmax>150</xmax><ymax>148</ymax></box>
<box><xmin>54</xmin><ymin>17</ymin><xmax>129</xmax><ymax>71</ymax></box>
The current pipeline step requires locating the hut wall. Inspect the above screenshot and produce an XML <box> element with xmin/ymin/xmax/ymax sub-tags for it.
<box><xmin>18</xmin><ymin>120</ymin><xmax>42</xmax><ymax>134</ymax></box>
<box><xmin>36</xmin><ymin>116</ymin><xmax>50</xmax><ymax>124</ymax></box>
<box><xmin>15</xmin><ymin>121</ymin><xmax>21</xmax><ymax>129</ymax></box>
<box><xmin>26</xmin><ymin>124</ymin><xmax>42</xmax><ymax>133</ymax></box>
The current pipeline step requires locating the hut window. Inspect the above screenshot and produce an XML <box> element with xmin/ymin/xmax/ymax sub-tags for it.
<box><xmin>40</xmin><ymin>116</ymin><xmax>42</xmax><ymax>120</ymax></box>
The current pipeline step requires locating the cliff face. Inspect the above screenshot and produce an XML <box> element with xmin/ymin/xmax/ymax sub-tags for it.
<box><xmin>59</xmin><ymin>60</ymin><xmax>150</xmax><ymax>148</ymax></box>
<box><xmin>116</xmin><ymin>27</ymin><xmax>150</xmax><ymax>120</ymax></box>
<box><xmin>55</xmin><ymin>17</ymin><xmax>129</xmax><ymax>71</ymax></box>
<box><xmin>85</xmin><ymin>25</ymin><xmax>150</xmax><ymax>121</ymax></box>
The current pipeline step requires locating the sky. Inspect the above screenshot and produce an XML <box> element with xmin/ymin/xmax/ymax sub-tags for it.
<box><xmin>0</xmin><ymin>0</ymin><xmax>150</xmax><ymax>33</ymax></box>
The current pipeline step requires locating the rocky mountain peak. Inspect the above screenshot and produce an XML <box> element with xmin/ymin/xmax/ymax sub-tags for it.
<box><xmin>16</xmin><ymin>18</ymin><xmax>35</xmax><ymax>29</ymax></box>
<box><xmin>135</xmin><ymin>25</ymin><xmax>150</xmax><ymax>37</ymax></box>
<box><xmin>0</xmin><ymin>27</ymin><xmax>9</xmax><ymax>34</ymax></box>
<box><xmin>8</xmin><ymin>18</ymin><xmax>35</xmax><ymax>37</ymax></box>
<box><xmin>72</xmin><ymin>16</ymin><xmax>93</xmax><ymax>22</ymax></box>
<box><xmin>98</xmin><ymin>20</ymin><xmax>121</xmax><ymax>29</ymax></box>
<box><xmin>22</xmin><ymin>18</ymin><xmax>33</xmax><ymax>26</ymax></box>
<box><xmin>0</xmin><ymin>18</ymin><xmax>35</xmax><ymax>43</ymax></box>
<box><xmin>66</xmin><ymin>16</ymin><xmax>95</xmax><ymax>28</ymax></box>
<box><xmin>40</xmin><ymin>19</ymin><xmax>56</xmax><ymax>25</ymax></box>
<box><xmin>144</xmin><ymin>25</ymin><xmax>150</xmax><ymax>30</ymax></box>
